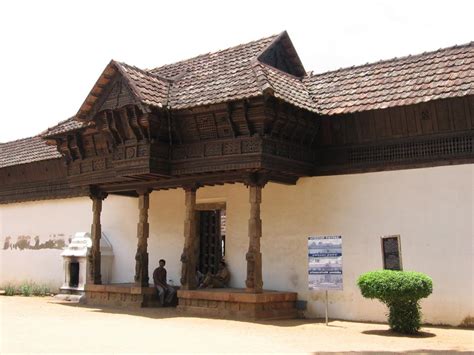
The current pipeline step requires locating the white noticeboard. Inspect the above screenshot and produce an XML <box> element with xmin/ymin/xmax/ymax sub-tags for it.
<box><xmin>308</xmin><ymin>236</ymin><xmax>343</xmax><ymax>291</ymax></box>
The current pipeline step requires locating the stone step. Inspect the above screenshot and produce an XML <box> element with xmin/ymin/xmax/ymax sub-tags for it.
<box><xmin>54</xmin><ymin>294</ymin><xmax>85</xmax><ymax>303</ymax></box>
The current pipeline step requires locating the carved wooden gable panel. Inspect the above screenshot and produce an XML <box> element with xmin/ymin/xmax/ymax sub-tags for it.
<box><xmin>99</xmin><ymin>77</ymin><xmax>137</xmax><ymax>113</ymax></box>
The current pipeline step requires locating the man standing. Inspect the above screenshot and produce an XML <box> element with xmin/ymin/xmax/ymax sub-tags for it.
<box><xmin>153</xmin><ymin>259</ymin><xmax>176</xmax><ymax>306</ymax></box>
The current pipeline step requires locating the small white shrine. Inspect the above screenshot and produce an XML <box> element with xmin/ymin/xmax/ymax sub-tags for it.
<box><xmin>56</xmin><ymin>232</ymin><xmax>113</xmax><ymax>302</ymax></box>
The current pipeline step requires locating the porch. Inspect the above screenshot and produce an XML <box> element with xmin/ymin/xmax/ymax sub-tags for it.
<box><xmin>82</xmin><ymin>175</ymin><xmax>300</xmax><ymax>320</ymax></box>
<box><xmin>84</xmin><ymin>283</ymin><xmax>298</xmax><ymax>320</ymax></box>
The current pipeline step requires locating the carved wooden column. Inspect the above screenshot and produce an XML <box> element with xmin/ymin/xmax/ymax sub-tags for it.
<box><xmin>180</xmin><ymin>186</ymin><xmax>198</xmax><ymax>290</ymax></box>
<box><xmin>134</xmin><ymin>189</ymin><xmax>151</xmax><ymax>287</ymax></box>
<box><xmin>88</xmin><ymin>188</ymin><xmax>107</xmax><ymax>285</ymax></box>
<box><xmin>245</xmin><ymin>184</ymin><xmax>264</xmax><ymax>293</ymax></box>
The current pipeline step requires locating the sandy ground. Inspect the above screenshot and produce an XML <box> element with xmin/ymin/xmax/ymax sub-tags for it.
<box><xmin>0</xmin><ymin>297</ymin><xmax>473</xmax><ymax>354</ymax></box>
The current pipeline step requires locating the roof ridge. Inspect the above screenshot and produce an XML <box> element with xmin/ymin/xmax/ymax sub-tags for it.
<box><xmin>116</xmin><ymin>61</ymin><xmax>172</xmax><ymax>82</ymax></box>
<box><xmin>148</xmin><ymin>33</ymin><xmax>280</xmax><ymax>74</ymax></box>
<box><xmin>251</xmin><ymin>61</ymin><xmax>274</xmax><ymax>96</ymax></box>
<box><xmin>308</xmin><ymin>41</ymin><xmax>474</xmax><ymax>78</ymax></box>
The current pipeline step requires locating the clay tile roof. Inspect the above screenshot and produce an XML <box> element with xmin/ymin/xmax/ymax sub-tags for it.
<box><xmin>149</xmin><ymin>34</ymin><xmax>278</xmax><ymax>109</ymax></box>
<box><xmin>116</xmin><ymin>61</ymin><xmax>170</xmax><ymax>107</ymax></box>
<box><xmin>304</xmin><ymin>42</ymin><xmax>474</xmax><ymax>115</ymax></box>
<box><xmin>256</xmin><ymin>63</ymin><xmax>317</xmax><ymax>112</ymax></box>
<box><xmin>77</xmin><ymin>61</ymin><xmax>171</xmax><ymax>120</ymax></box>
<box><xmin>3</xmin><ymin>35</ymin><xmax>474</xmax><ymax>170</ymax></box>
<box><xmin>0</xmin><ymin>136</ymin><xmax>61</xmax><ymax>168</ymax></box>
<box><xmin>41</xmin><ymin>116</ymin><xmax>86</xmax><ymax>138</ymax></box>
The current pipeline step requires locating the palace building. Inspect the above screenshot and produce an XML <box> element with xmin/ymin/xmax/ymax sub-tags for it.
<box><xmin>0</xmin><ymin>32</ymin><xmax>472</xmax><ymax>325</ymax></box>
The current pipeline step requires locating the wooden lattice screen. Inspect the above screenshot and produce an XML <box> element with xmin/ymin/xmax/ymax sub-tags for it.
<box><xmin>350</xmin><ymin>135</ymin><xmax>473</xmax><ymax>164</ymax></box>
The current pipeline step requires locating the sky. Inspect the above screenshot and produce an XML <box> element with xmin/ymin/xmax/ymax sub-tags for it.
<box><xmin>0</xmin><ymin>0</ymin><xmax>472</xmax><ymax>142</ymax></box>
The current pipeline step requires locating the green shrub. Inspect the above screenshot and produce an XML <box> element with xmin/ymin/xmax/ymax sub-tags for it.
<box><xmin>19</xmin><ymin>282</ymin><xmax>34</xmax><ymax>297</ymax></box>
<box><xmin>2</xmin><ymin>282</ymin><xmax>51</xmax><ymax>297</ymax></box>
<box><xmin>4</xmin><ymin>284</ymin><xmax>17</xmax><ymax>296</ymax></box>
<box><xmin>357</xmin><ymin>270</ymin><xmax>433</xmax><ymax>334</ymax></box>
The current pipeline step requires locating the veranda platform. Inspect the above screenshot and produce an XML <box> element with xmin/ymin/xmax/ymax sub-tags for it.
<box><xmin>85</xmin><ymin>284</ymin><xmax>298</xmax><ymax>320</ymax></box>
<box><xmin>85</xmin><ymin>283</ymin><xmax>160</xmax><ymax>308</ymax></box>
<box><xmin>177</xmin><ymin>288</ymin><xmax>298</xmax><ymax>320</ymax></box>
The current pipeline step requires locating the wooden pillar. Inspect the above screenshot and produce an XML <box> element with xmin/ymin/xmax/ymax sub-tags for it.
<box><xmin>134</xmin><ymin>189</ymin><xmax>151</xmax><ymax>287</ymax></box>
<box><xmin>180</xmin><ymin>186</ymin><xmax>198</xmax><ymax>290</ymax></box>
<box><xmin>88</xmin><ymin>189</ymin><xmax>107</xmax><ymax>285</ymax></box>
<box><xmin>245</xmin><ymin>184</ymin><xmax>263</xmax><ymax>293</ymax></box>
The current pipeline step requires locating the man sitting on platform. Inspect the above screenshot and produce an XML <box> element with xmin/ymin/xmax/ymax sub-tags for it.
<box><xmin>199</xmin><ymin>260</ymin><xmax>230</xmax><ymax>288</ymax></box>
<box><xmin>153</xmin><ymin>259</ymin><xmax>176</xmax><ymax>306</ymax></box>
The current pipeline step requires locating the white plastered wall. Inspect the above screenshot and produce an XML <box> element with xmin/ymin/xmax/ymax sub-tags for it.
<box><xmin>0</xmin><ymin>164</ymin><xmax>472</xmax><ymax>325</ymax></box>
<box><xmin>259</xmin><ymin>164</ymin><xmax>473</xmax><ymax>326</ymax></box>
<box><xmin>0</xmin><ymin>195</ymin><xmax>140</xmax><ymax>288</ymax></box>
<box><xmin>1</xmin><ymin>197</ymin><xmax>91</xmax><ymax>288</ymax></box>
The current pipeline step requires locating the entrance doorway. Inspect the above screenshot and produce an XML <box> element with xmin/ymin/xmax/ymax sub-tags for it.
<box><xmin>197</xmin><ymin>203</ymin><xmax>226</xmax><ymax>274</ymax></box>
<box><xmin>69</xmin><ymin>262</ymin><xmax>80</xmax><ymax>287</ymax></box>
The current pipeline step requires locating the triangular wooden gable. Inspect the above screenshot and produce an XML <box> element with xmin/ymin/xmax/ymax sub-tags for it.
<box><xmin>77</xmin><ymin>61</ymin><xmax>146</xmax><ymax>121</ymax></box>
<box><xmin>93</xmin><ymin>75</ymin><xmax>138</xmax><ymax>113</ymax></box>
<box><xmin>258</xmin><ymin>31</ymin><xmax>306</xmax><ymax>77</ymax></box>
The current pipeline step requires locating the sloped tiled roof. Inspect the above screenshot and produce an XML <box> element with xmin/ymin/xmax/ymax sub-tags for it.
<box><xmin>41</xmin><ymin>116</ymin><xmax>86</xmax><ymax>137</ymax></box>
<box><xmin>256</xmin><ymin>63</ymin><xmax>317</xmax><ymax>112</ymax></box>
<box><xmin>79</xmin><ymin>33</ymin><xmax>316</xmax><ymax>117</ymax></box>
<box><xmin>2</xmin><ymin>34</ymin><xmax>473</xmax><ymax>169</ymax></box>
<box><xmin>150</xmin><ymin>34</ymin><xmax>277</xmax><ymax>109</ymax></box>
<box><xmin>77</xmin><ymin>60</ymin><xmax>170</xmax><ymax>120</ymax></box>
<box><xmin>0</xmin><ymin>136</ymin><xmax>61</xmax><ymax>168</ymax></box>
<box><xmin>304</xmin><ymin>42</ymin><xmax>474</xmax><ymax>115</ymax></box>
<box><xmin>116</xmin><ymin>62</ymin><xmax>170</xmax><ymax>107</ymax></box>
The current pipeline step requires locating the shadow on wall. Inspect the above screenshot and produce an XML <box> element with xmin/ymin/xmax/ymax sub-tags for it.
<box><xmin>2</xmin><ymin>234</ymin><xmax>71</xmax><ymax>250</ymax></box>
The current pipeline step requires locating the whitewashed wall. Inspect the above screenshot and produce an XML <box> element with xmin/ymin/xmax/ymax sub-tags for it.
<box><xmin>1</xmin><ymin>197</ymin><xmax>88</xmax><ymax>288</ymax></box>
<box><xmin>0</xmin><ymin>164</ymin><xmax>472</xmax><ymax>326</ymax></box>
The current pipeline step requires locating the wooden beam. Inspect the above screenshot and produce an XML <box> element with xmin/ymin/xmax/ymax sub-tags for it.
<box><xmin>290</xmin><ymin>109</ymin><xmax>300</xmax><ymax>141</ymax></box>
<box><xmin>128</xmin><ymin>106</ymin><xmax>144</xmax><ymax>141</ymax></box>
<box><xmin>122</xmin><ymin>107</ymin><xmax>137</xmax><ymax>141</ymax></box>
<box><xmin>170</xmin><ymin>110</ymin><xmax>182</xmax><ymax>145</ymax></box>
<box><xmin>243</xmin><ymin>100</ymin><xmax>252</xmax><ymax>135</ymax></box>
<box><xmin>100</xmin><ymin>169</ymin><xmax>298</xmax><ymax>193</ymax></box>
<box><xmin>102</xmin><ymin>171</ymin><xmax>247</xmax><ymax>193</ymax></box>
<box><xmin>226</xmin><ymin>103</ymin><xmax>237</xmax><ymax>138</ymax></box>
<box><xmin>91</xmin><ymin>134</ymin><xmax>98</xmax><ymax>156</ymax></box>
<box><xmin>279</xmin><ymin>105</ymin><xmax>293</xmax><ymax>139</ymax></box>
<box><xmin>300</xmin><ymin>113</ymin><xmax>309</xmax><ymax>145</ymax></box>
<box><xmin>269</xmin><ymin>100</ymin><xmax>280</xmax><ymax>137</ymax></box>
<box><xmin>309</xmin><ymin>120</ymin><xmax>320</xmax><ymax>146</ymax></box>
<box><xmin>192</xmin><ymin>114</ymin><xmax>201</xmax><ymax>141</ymax></box>
<box><xmin>110</xmin><ymin>111</ymin><xmax>125</xmax><ymax>144</ymax></box>
<box><xmin>212</xmin><ymin>112</ymin><xmax>219</xmax><ymax>138</ymax></box>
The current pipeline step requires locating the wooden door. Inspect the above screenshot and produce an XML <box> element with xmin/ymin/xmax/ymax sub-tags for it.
<box><xmin>198</xmin><ymin>210</ymin><xmax>222</xmax><ymax>274</ymax></box>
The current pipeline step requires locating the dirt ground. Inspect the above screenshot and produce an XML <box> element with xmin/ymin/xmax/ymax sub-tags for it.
<box><xmin>0</xmin><ymin>297</ymin><xmax>472</xmax><ymax>354</ymax></box>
